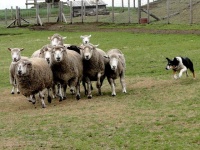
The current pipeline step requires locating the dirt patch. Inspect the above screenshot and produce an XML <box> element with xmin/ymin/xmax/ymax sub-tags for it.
<box><xmin>28</xmin><ymin>22</ymin><xmax>200</xmax><ymax>35</ymax></box>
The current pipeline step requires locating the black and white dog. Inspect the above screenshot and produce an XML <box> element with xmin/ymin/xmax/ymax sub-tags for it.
<box><xmin>165</xmin><ymin>57</ymin><xmax>195</xmax><ymax>79</ymax></box>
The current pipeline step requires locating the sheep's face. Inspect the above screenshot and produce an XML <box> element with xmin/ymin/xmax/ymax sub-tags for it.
<box><xmin>40</xmin><ymin>45</ymin><xmax>53</xmax><ymax>65</ymax></box>
<box><xmin>52</xmin><ymin>46</ymin><xmax>66</xmax><ymax>62</ymax></box>
<box><xmin>108</xmin><ymin>54</ymin><xmax>119</xmax><ymax>71</ymax></box>
<box><xmin>8</xmin><ymin>48</ymin><xmax>24</xmax><ymax>62</ymax></box>
<box><xmin>49</xmin><ymin>34</ymin><xmax>66</xmax><ymax>46</ymax></box>
<box><xmin>82</xmin><ymin>46</ymin><xmax>93</xmax><ymax>60</ymax></box>
<box><xmin>80</xmin><ymin>35</ymin><xmax>91</xmax><ymax>44</ymax></box>
<box><xmin>17</xmin><ymin>61</ymin><xmax>32</xmax><ymax>76</ymax></box>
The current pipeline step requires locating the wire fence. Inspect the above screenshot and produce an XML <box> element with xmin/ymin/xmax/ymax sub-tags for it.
<box><xmin>0</xmin><ymin>0</ymin><xmax>200</xmax><ymax>27</ymax></box>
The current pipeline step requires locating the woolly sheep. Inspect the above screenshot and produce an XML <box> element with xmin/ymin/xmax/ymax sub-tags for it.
<box><xmin>8</xmin><ymin>48</ymin><xmax>28</xmax><ymax>94</ymax></box>
<box><xmin>104</xmin><ymin>49</ymin><xmax>126</xmax><ymax>96</ymax></box>
<box><xmin>50</xmin><ymin>45</ymin><xmax>83</xmax><ymax>101</ymax></box>
<box><xmin>80</xmin><ymin>44</ymin><xmax>108</xmax><ymax>99</ymax></box>
<box><xmin>16</xmin><ymin>57</ymin><xmax>53</xmax><ymax>108</ymax></box>
<box><xmin>80</xmin><ymin>35</ymin><xmax>91</xmax><ymax>45</ymax></box>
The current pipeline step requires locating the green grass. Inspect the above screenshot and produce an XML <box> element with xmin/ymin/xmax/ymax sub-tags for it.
<box><xmin>0</xmin><ymin>24</ymin><xmax>200</xmax><ymax>149</ymax></box>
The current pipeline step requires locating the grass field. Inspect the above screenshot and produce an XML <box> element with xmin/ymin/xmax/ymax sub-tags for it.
<box><xmin>0</xmin><ymin>23</ymin><xmax>200</xmax><ymax>149</ymax></box>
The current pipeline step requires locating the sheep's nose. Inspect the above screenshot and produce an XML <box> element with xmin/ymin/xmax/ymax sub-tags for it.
<box><xmin>56</xmin><ymin>57</ymin><xmax>60</xmax><ymax>61</ymax></box>
<box><xmin>18</xmin><ymin>70</ymin><xmax>22</xmax><ymax>75</ymax></box>
<box><xmin>13</xmin><ymin>58</ymin><xmax>17</xmax><ymax>62</ymax></box>
<box><xmin>112</xmin><ymin>66</ymin><xmax>116</xmax><ymax>70</ymax></box>
<box><xmin>85</xmin><ymin>55</ymin><xmax>89</xmax><ymax>59</ymax></box>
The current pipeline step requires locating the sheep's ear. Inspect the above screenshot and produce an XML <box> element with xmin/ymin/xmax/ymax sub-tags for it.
<box><xmin>104</xmin><ymin>55</ymin><xmax>109</xmax><ymax>59</ymax></box>
<box><xmin>48</xmin><ymin>36</ymin><xmax>52</xmax><ymax>40</ymax></box>
<box><xmin>25</xmin><ymin>61</ymin><xmax>32</xmax><ymax>67</ymax></box>
<box><xmin>8</xmin><ymin>48</ymin><xmax>12</xmax><ymax>51</ymax></box>
<box><xmin>62</xmin><ymin>37</ymin><xmax>67</xmax><ymax>40</ymax></box>
<box><xmin>93</xmin><ymin>44</ymin><xmax>99</xmax><ymax>48</ymax></box>
<box><xmin>88</xmin><ymin>35</ymin><xmax>91</xmax><ymax>38</ymax></box>
<box><xmin>80</xmin><ymin>35</ymin><xmax>84</xmax><ymax>39</ymax></box>
<box><xmin>20</xmin><ymin>48</ymin><xmax>24</xmax><ymax>51</ymax></box>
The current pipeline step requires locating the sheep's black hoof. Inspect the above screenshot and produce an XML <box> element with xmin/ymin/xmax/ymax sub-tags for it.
<box><xmin>48</xmin><ymin>96</ymin><xmax>52</xmax><ymax>103</ymax></box>
<box><xmin>59</xmin><ymin>97</ymin><xmax>63</xmax><ymax>102</ymax></box>
<box><xmin>17</xmin><ymin>91</ymin><xmax>20</xmax><ymax>94</ymax></box>
<box><xmin>11</xmin><ymin>92</ymin><xmax>14</xmax><ymax>94</ymax></box>
<box><xmin>76</xmin><ymin>95</ymin><xmax>80</xmax><ymax>100</ymax></box>
<box><xmin>32</xmin><ymin>101</ymin><xmax>36</xmax><ymax>104</ymax></box>
<box><xmin>87</xmin><ymin>95</ymin><xmax>92</xmax><ymax>99</ymax></box>
<box><xmin>63</xmin><ymin>97</ymin><xmax>67</xmax><ymax>100</ymax></box>
<box><xmin>112</xmin><ymin>94</ymin><xmax>116</xmax><ymax>97</ymax></box>
<box><xmin>42</xmin><ymin>104</ymin><xmax>46</xmax><ymax>108</ymax></box>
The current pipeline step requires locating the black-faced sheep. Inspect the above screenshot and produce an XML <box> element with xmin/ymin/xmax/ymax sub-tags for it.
<box><xmin>8</xmin><ymin>48</ymin><xmax>28</xmax><ymax>94</ymax></box>
<box><xmin>104</xmin><ymin>49</ymin><xmax>126</xmax><ymax>96</ymax></box>
<box><xmin>80</xmin><ymin>44</ymin><xmax>108</xmax><ymax>99</ymax></box>
<box><xmin>50</xmin><ymin>45</ymin><xmax>83</xmax><ymax>101</ymax></box>
<box><xmin>15</xmin><ymin>57</ymin><xmax>53</xmax><ymax>108</ymax></box>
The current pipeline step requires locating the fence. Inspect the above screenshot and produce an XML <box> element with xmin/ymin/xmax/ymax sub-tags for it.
<box><xmin>0</xmin><ymin>0</ymin><xmax>200</xmax><ymax>27</ymax></box>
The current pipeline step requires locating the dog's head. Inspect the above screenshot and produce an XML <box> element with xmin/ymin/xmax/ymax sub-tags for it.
<box><xmin>165</xmin><ymin>57</ymin><xmax>179</xmax><ymax>70</ymax></box>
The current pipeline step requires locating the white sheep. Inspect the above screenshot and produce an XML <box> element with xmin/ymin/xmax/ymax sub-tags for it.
<box><xmin>48</xmin><ymin>33</ymin><xmax>72</xmax><ymax>47</ymax></box>
<box><xmin>15</xmin><ymin>57</ymin><xmax>53</xmax><ymax>108</ymax></box>
<box><xmin>80</xmin><ymin>35</ymin><xmax>91</xmax><ymax>45</ymax></box>
<box><xmin>50</xmin><ymin>45</ymin><xmax>83</xmax><ymax>101</ymax></box>
<box><xmin>80</xmin><ymin>44</ymin><xmax>108</xmax><ymax>99</ymax></box>
<box><xmin>104</xmin><ymin>49</ymin><xmax>126</xmax><ymax>96</ymax></box>
<box><xmin>7</xmin><ymin>48</ymin><xmax>28</xmax><ymax>94</ymax></box>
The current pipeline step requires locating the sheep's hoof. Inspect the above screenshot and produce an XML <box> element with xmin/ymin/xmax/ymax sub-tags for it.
<box><xmin>59</xmin><ymin>97</ymin><xmax>63</xmax><ymax>102</ymax></box>
<box><xmin>87</xmin><ymin>95</ymin><xmax>92</xmax><ymax>99</ymax></box>
<box><xmin>42</xmin><ymin>104</ymin><xmax>46</xmax><ymax>108</ymax></box>
<box><xmin>32</xmin><ymin>101</ymin><xmax>36</xmax><ymax>104</ymax></box>
<box><xmin>112</xmin><ymin>94</ymin><xmax>116</xmax><ymax>97</ymax></box>
<box><xmin>17</xmin><ymin>91</ymin><xmax>20</xmax><ymax>94</ymax></box>
<box><xmin>48</xmin><ymin>96</ymin><xmax>52</xmax><ymax>103</ymax></box>
<box><xmin>76</xmin><ymin>95</ymin><xmax>80</xmax><ymax>100</ymax></box>
<box><xmin>11</xmin><ymin>92</ymin><xmax>14</xmax><ymax>94</ymax></box>
<box><xmin>63</xmin><ymin>96</ymin><xmax>67</xmax><ymax>100</ymax></box>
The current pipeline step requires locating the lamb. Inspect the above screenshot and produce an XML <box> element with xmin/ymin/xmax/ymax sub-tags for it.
<box><xmin>15</xmin><ymin>57</ymin><xmax>53</xmax><ymax>108</ymax></box>
<box><xmin>8</xmin><ymin>48</ymin><xmax>28</xmax><ymax>94</ymax></box>
<box><xmin>80</xmin><ymin>44</ymin><xmax>108</xmax><ymax>99</ymax></box>
<box><xmin>48</xmin><ymin>33</ymin><xmax>71</xmax><ymax>47</ymax></box>
<box><xmin>50</xmin><ymin>45</ymin><xmax>83</xmax><ymax>101</ymax></box>
<box><xmin>104</xmin><ymin>49</ymin><xmax>126</xmax><ymax>96</ymax></box>
<box><xmin>80</xmin><ymin>35</ymin><xmax>91</xmax><ymax>45</ymax></box>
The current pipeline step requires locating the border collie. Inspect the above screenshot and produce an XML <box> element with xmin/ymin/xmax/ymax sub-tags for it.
<box><xmin>165</xmin><ymin>57</ymin><xmax>195</xmax><ymax>79</ymax></box>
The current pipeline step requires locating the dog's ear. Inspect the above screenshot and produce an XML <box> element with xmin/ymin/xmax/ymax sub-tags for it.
<box><xmin>166</xmin><ymin>57</ymin><xmax>171</xmax><ymax>62</ymax></box>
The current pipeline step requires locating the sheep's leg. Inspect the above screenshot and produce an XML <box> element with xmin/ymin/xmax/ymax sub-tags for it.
<box><xmin>108</xmin><ymin>77</ymin><xmax>116</xmax><ymax>96</ymax></box>
<box><xmin>96</xmin><ymin>72</ymin><xmax>102</xmax><ymax>95</ymax></box>
<box><xmin>75</xmin><ymin>79</ymin><xmax>81</xmax><ymax>100</ymax></box>
<box><xmin>39</xmin><ymin>91</ymin><xmax>46</xmax><ymax>108</ymax></box>
<box><xmin>86</xmin><ymin>77</ymin><xmax>92</xmax><ymax>99</ymax></box>
<box><xmin>120</xmin><ymin>73</ymin><xmax>126</xmax><ymax>93</ymax></box>
<box><xmin>47</xmin><ymin>88</ymin><xmax>52</xmax><ymax>103</ymax></box>
<box><xmin>63</xmin><ymin>84</ymin><xmax>67</xmax><ymax>100</ymax></box>
<box><xmin>29</xmin><ymin>95</ymin><xmax>36</xmax><ymax>104</ymax></box>
<box><xmin>69</xmin><ymin>78</ymin><xmax>77</xmax><ymax>95</ymax></box>
<box><xmin>58</xmin><ymin>84</ymin><xmax>63</xmax><ymax>102</ymax></box>
<box><xmin>51</xmin><ymin>84</ymin><xmax>56</xmax><ymax>99</ymax></box>
<box><xmin>11</xmin><ymin>86</ymin><xmax>15</xmax><ymax>94</ymax></box>
<box><xmin>15</xmin><ymin>79</ymin><xmax>20</xmax><ymax>94</ymax></box>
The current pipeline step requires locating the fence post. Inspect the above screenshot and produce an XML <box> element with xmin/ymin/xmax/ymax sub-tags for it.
<box><xmin>70</xmin><ymin>1</ymin><xmax>73</xmax><ymax>24</ymax></box>
<box><xmin>133</xmin><ymin>0</ymin><xmax>135</xmax><ymax>8</ymax></box>
<box><xmin>11</xmin><ymin>7</ymin><xmax>14</xmax><ymax>20</ymax></box>
<box><xmin>96</xmin><ymin>0</ymin><xmax>98</xmax><ymax>22</ymax></box>
<box><xmin>47</xmin><ymin>3</ymin><xmax>51</xmax><ymax>22</ymax></box>
<box><xmin>81</xmin><ymin>0</ymin><xmax>84</xmax><ymax>23</ymax></box>
<box><xmin>190</xmin><ymin>0</ymin><xmax>193</xmax><ymax>24</ymax></box>
<box><xmin>112</xmin><ymin>0</ymin><xmax>114</xmax><ymax>23</ymax></box>
<box><xmin>147</xmin><ymin>0</ymin><xmax>150</xmax><ymax>23</ymax></box>
<box><xmin>122</xmin><ymin>0</ymin><xmax>124</xmax><ymax>12</ymax></box>
<box><xmin>138</xmin><ymin>0</ymin><xmax>141</xmax><ymax>23</ymax></box>
<box><xmin>5</xmin><ymin>8</ymin><xmax>7</xmax><ymax>26</ymax></box>
<box><xmin>128</xmin><ymin>0</ymin><xmax>130</xmax><ymax>23</ymax></box>
<box><xmin>167</xmin><ymin>0</ymin><xmax>170</xmax><ymax>24</ymax></box>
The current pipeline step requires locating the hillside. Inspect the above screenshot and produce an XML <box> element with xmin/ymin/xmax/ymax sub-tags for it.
<box><xmin>142</xmin><ymin>0</ymin><xmax>200</xmax><ymax>24</ymax></box>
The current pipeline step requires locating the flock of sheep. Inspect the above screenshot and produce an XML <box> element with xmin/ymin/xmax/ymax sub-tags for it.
<box><xmin>8</xmin><ymin>34</ymin><xmax>127</xmax><ymax>108</ymax></box>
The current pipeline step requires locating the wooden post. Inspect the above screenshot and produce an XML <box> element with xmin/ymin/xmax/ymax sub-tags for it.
<box><xmin>128</xmin><ymin>0</ymin><xmax>130</xmax><ymax>23</ymax></box>
<box><xmin>47</xmin><ymin>3</ymin><xmax>51</xmax><ymax>22</ymax></box>
<box><xmin>112</xmin><ymin>0</ymin><xmax>114</xmax><ymax>23</ymax></box>
<box><xmin>138</xmin><ymin>0</ymin><xmax>141</xmax><ymax>23</ymax></box>
<box><xmin>5</xmin><ymin>8</ymin><xmax>7</xmax><ymax>25</ymax></box>
<box><xmin>70</xmin><ymin>1</ymin><xmax>73</xmax><ymax>24</ymax></box>
<box><xmin>122</xmin><ymin>0</ymin><xmax>124</xmax><ymax>12</ymax></box>
<box><xmin>133</xmin><ymin>0</ymin><xmax>135</xmax><ymax>8</ymax></box>
<box><xmin>81</xmin><ymin>0</ymin><xmax>83</xmax><ymax>23</ymax></box>
<box><xmin>147</xmin><ymin>0</ymin><xmax>150</xmax><ymax>23</ymax></box>
<box><xmin>96</xmin><ymin>0</ymin><xmax>98</xmax><ymax>22</ymax></box>
<box><xmin>190</xmin><ymin>0</ymin><xmax>193</xmax><ymax>24</ymax></box>
<box><xmin>167</xmin><ymin>0</ymin><xmax>170</xmax><ymax>24</ymax></box>
<box><xmin>16</xmin><ymin>6</ymin><xmax>21</xmax><ymax>26</ymax></box>
<box><xmin>11</xmin><ymin>7</ymin><xmax>13</xmax><ymax>20</ymax></box>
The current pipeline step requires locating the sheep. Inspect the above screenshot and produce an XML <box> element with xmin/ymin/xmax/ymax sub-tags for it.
<box><xmin>80</xmin><ymin>35</ymin><xmax>91</xmax><ymax>45</ymax></box>
<box><xmin>15</xmin><ymin>57</ymin><xmax>53</xmax><ymax>108</ymax></box>
<box><xmin>48</xmin><ymin>33</ymin><xmax>71</xmax><ymax>47</ymax></box>
<box><xmin>80</xmin><ymin>44</ymin><xmax>108</xmax><ymax>99</ymax></box>
<box><xmin>50</xmin><ymin>45</ymin><xmax>83</xmax><ymax>101</ymax></box>
<box><xmin>104</xmin><ymin>49</ymin><xmax>126</xmax><ymax>96</ymax></box>
<box><xmin>7</xmin><ymin>48</ymin><xmax>28</xmax><ymax>94</ymax></box>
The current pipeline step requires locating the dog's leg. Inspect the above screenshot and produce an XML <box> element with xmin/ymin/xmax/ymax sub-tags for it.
<box><xmin>173</xmin><ymin>70</ymin><xmax>178</xmax><ymax>79</ymax></box>
<box><xmin>178</xmin><ymin>67</ymin><xmax>187</xmax><ymax>78</ymax></box>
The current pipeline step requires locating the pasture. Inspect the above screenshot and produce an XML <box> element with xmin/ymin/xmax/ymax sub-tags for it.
<box><xmin>0</xmin><ymin>23</ymin><xmax>199</xmax><ymax>149</ymax></box>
